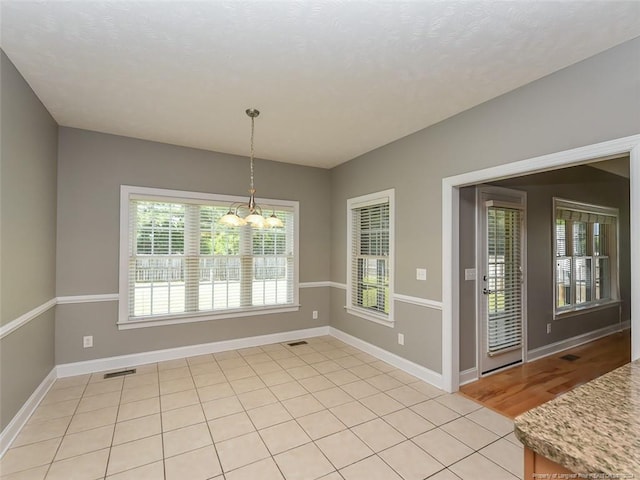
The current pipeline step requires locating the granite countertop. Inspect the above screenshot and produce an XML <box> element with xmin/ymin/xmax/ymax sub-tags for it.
<box><xmin>514</xmin><ymin>359</ymin><xmax>640</xmax><ymax>476</ymax></box>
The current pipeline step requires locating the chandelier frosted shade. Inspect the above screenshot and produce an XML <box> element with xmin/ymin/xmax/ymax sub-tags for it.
<box><xmin>219</xmin><ymin>108</ymin><xmax>283</xmax><ymax>229</ymax></box>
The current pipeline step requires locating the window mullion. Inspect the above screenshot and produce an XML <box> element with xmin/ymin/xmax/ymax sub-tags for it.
<box><xmin>240</xmin><ymin>225</ymin><xmax>253</xmax><ymax>307</ymax></box>
<box><xmin>184</xmin><ymin>204</ymin><xmax>200</xmax><ymax>312</ymax></box>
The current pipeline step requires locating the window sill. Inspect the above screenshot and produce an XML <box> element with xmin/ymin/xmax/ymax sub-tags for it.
<box><xmin>118</xmin><ymin>304</ymin><xmax>300</xmax><ymax>330</ymax></box>
<box><xmin>344</xmin><ymin>306</ymin><xmax>394</xmax><ymax>328</ymax></box>
<box><xmin>554</xmin><ymin>300</ymin><xmax>621</xmax><ymax>320</ymax></box>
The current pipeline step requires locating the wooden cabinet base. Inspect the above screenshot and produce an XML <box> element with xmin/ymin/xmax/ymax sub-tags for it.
<box><xmin>524</xmin><ymin>446</ymin><xmax>573</xmax><ymax>478</ymax></box>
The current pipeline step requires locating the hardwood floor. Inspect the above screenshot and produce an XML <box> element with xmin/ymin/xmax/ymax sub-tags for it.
<box><xmin>459</xmin><ymin>330</ymin><xmax>631</xmax><ymax>418</ymax></box>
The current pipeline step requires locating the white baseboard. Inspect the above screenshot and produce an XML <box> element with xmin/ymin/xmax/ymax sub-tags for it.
<box><xmin>459</xmin><ymin>367</ymin><xmax>478</xmax><ymax>386</ymax></box>
<box><xmin>329</xmin><ymin>327</ymin><xmax>443</xmax><ymax>390</ymax></box>
<box><xmin>57</xmin><ymin>326</ymin><xmax>330</xmax><ymax>377</ymax></box>
<box><xmin>0</xmin><ymin>368</ymin><xmax>57</xmax><ymax>458</ymax></box>
<box><xmin>527</xmin><ymin>320</ymin><xmax>630</xmax><ymax>362</ymax></box>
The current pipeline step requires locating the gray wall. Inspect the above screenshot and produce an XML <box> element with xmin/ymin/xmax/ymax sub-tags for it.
<box><xmin>329</xmin><ymin>37</ymin><xmax>640</xmax><ymax>375</ymax></box>
<box><xmin>458</xmin><ymin>166</ymin><xmax>631</xmax><ymax>371</ymax></box>
<box><xmin>0</xmin><ymin>51</ymin><xmax>58</xmax><ymax>430</ymax></box>
<box><xmin>55</xmin><ymin>127</ymin><xmax>331</xmax><ymax>364</ymax></box>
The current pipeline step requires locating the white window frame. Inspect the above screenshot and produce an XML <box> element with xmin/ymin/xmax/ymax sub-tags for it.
<box><xmin>346</xmin><ymin>189</ymin><xmax>395</xmax><ymax>327</ymax></box>
<box><xmin>553</xmin><ymin>197</ymin><xmax>620</xmax><ymax>319</ymax></box>
<box><xmin>118</xmin><ymin>185</ymin><xmax>299</xmax><ymax>329</ymax></box>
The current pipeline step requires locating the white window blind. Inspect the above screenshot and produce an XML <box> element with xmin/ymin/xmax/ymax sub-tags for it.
<box><xmin>486</xmin><ymin>206</ymin><xmax>523</xmax><ymax>355</ymax></box>
<box><xmin>347</xmin><ymin>190</ymin><xmax>394</xmax><ymax>325</ymax></box>
<box><xmin>120</xmin><ymin>187</ymin><xmax>298</xmax><ymax>326</ymax></box>
<box><xmin>554</xmin><ymin>198</ymin><xmax>618</xmax><ymax>317</ymax></box>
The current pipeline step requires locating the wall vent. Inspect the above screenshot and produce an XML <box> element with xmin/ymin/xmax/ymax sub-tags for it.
<box><xmin>287</xmin><ymin>341</ymin><xmax>308</xmax><ymax>347</ymax></box>
<box><xmin>103</xmin><ymin>369</ymin><xmax>136</xmax><ymax>379</ymax></box>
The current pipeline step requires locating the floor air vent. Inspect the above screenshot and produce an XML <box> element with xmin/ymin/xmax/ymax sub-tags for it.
<box><xmin>103</xmin><ymin>369</ymin><xmax>136</xmax><ymax>379</ymax></box>
<box><xmin>287</xmin><ymin>341</ymin><xmax>308</xmax><ymax>347</ymax></box>
<box><xmin>560</xmin><ymin>354</ymin><xmax>580</xmax><ymax>362</ymax></box>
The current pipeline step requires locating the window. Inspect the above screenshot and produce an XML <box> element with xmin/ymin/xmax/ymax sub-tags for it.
<box><xmin>553</xmin><ymin>198</ymin><xmax>618</xmax><ymax>317</ymax></box>
<box><xmin>119</xmin><ymin>186</ymin><xmax>298</xmax><ymax>328</ymax></box>
<box><xmin>347</xmin><ymin>189</ymin><xmax>394</xmax><ymax>326</ymax></box>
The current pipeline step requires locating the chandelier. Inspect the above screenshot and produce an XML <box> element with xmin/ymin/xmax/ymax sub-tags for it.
<box><xmin>219</xmin><ymin>108</ymin><xmax>283</xmax><ymax>228</ymax></box>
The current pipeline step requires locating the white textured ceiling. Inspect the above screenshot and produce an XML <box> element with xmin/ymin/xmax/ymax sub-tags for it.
<box><xmin>1</xmin><ymin>1</ymin><xmax>639</xmax><ymax>168</ymax></box>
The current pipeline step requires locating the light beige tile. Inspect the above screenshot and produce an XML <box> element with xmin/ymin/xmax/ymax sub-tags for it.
<box><xmin>51</xmin><ymin>375</ymin><xmax>90</xmax><ymax>390</ymax></box>
<box><xmin>365</xmin><ymin>374</ymin><xmax>403</xmax><ymax>391</ymax></box>
<box><xmin>122</xmin><ymin>372</ymin><xmax>158</xmax><ymax>390</ymax></box>
<box><xmin>159</xmin><ymin>376</ymin><xmax>195</xmax><ymax>395</ymax></box>
<box><xmin>189</xmin><ymin>362</ymin><xmax>222</xmax><ymax>377</ymax></box>
<box><xmin>202</xmin><ymin>396</ymin><xmax>244</xmax><ymax>420</ymax></box>
<box><xmin>369</xmin><ymin>360</ymin><xmax>395</xmax><ymax>373</ymax></box>
<box><xmin>316</xmin><ymin>429</ymin><xmax>373</xmax><ymax>469</ymax></box>
<box><xmin>413</xmin><ymin>428</ymin><xmax>474</xmax><ymax>466</ymax></box>
<box><xmin>159</xmin><ymin>366</ymin><xmax>191</xmax><ymax>381</ymax></box>
<box><xmin>259</xmin><ymin>420</ymin><xmax>311</xmax><ymax>455</ymax></box>
<box><xmin>223</xmin><ymin>365</ymin><xmax>255</xmax><ymax>381</ymax></box>
<box><xmin>274</xmin><ymin>443</ymin><xmax>334</xmax><ymax>480</ymax></box>
<box><xmin>217</xmin><ymin>358</ymin><xmax>249</xmax><ymax>370</ymax></box>
<box><xmin>237</xmin><ymin>387</ymin><xmax>278</xmax><ymax>410</ymax></box>
<box><xmin>157</xmin><ymin>358</ymin><xmax>188</xmax><ymax>370</ymax></box>
<box><xmin>298</xmin><ymin>375</ymin><xmax>335</xmax><ymax>393</ymax></box>
<box><xmin>379</xmin><ymin>440</ymin><xmax>443</xmax><ymax>480</ymax></box>
<box><xmin>105</xmin><ymin>461</ymin><xmax>164</xmax><ymax>480</ymax></box>
<box><xmin>333</xmin><ymin>355</ymin><xmax>364</xmax><ymax>369</ymax></box>
<box><xmin>313</xmin><ymin>387</ymin><xmax>354</xmax><ymax>408</ymax></box>
<box><xmin>352</xmin><ymin>352</ymin><xmax>378</xmax><ymax>363</ymax></box>
<box><xmin>11</xmin><ymin>416</ymin><xmax>70</xmax><ymax>447</ymax></box>
<box><xmin>163</xmin><ymin>422</ymin><xmax>212</xmax><ymax>458</ymax></box>
<box><xmin>434</xmin><ymin>394</ymin><xmax>482</xmax><ymax>415</ymax></box>
<box><xmin>466</xmin><ymin>407</ymin><xmax>514</xmax><ymax>436</ymax></box>
<box><xmin>40</xmin><ymin>386</ymin><xmax>85</xmax><ymax>405</ymax></box>
<box><xmin>186</xmin><ymin>353</ymin><xmax>215</xmax><ymax>365</ymax></box>
<box><xmin>213</xmin><ymin>350</ymin><xmax>241</xmax><ymax>360</ymax></box>
<box><xmin>164</xmin><ymin>445</ymin><xmax>222</xmax><ymax>480</ymax></box>
<box><xmin>0</xmin><ymin>465</ymin><xmax>48</xmax><ymax>480</ymax></box>
<box><xmin>441</xmin><ymin>417</ymin><xmax>499</xmax><ymax>451</ymax></box>
<box><xmin>267</xmin><ymin>349</ymin><xmax>296</xmax><ymax>360</ymax></box>
<box><xmin>162</xmin><ymin>404</ymin><xmax>205</xmax><ymax>431</ymax></box>
<box><xmin>312</xmin><ymin>361</ymin><xmax>343</xmax><ymax>374</ymax></box>
<box><xmin>192</xmin><ymin>372</ymin><xmax>227</xmax><ymax>388</ymax></box>
<box><xmin>0</xmin><ymin>438</ymin><xmax>61</xmax><ymax>476</ymax></box>
<box><xmin>277</xmin><ymin>357</ymin><xmax>306</xmax><ymax>369</ymax></box>
<box><xmin>113</xmin><ymin>413</ymin><xmax>161</xmax><ymax>445</ymax></box>
<box><xmin>131</xmin><ymin>363</ymin><xmax>158</xmax><ymax>375</ymax></box>
<box><xmin>117</xmin><ymin>397</ymin><xmax>160</xmax><ymax>422</ymax></box>
<box><xmin>224</xmin><ymin>457</ymin><xmax>284</xmax><ymax>480</ymax></box>
<box><xmin>197</xmin><ymin>381</ymin><xmax>235</xmax><ymax>402</ymax></box>
<box><xmin>385</xmin><ymin>385</ymin><xmax>431</xmax><ymax>407</ymax></box>
<box><xmin>243</xmin><ymin>353</ymin><xmax>273</xmax><ymax>365</ymax></box>
<box><xmin>318</xmin><ymin>473</ymin><xmax>344</xmax><ymax>480</ymax></box>
<box><xmin>67</xmin><ymin>405</ymin><xmax>118</xmax><ymax>434</ymax></box>
<box><xmin>322</xmin><ymin>349</ymin><xmax>351</xmax><ymax>361</ymax></box>
<box><xmin>55</xmin><ymin>424</ymin><xmax>113</xmax><ymax>461</ymax></box>
<box><xmin>237</xmin><ymin>346</ymin><xmax>264</xmax><ymax>356</ymax></box>
<box><xmin>208</xmin><ymin>411</ymin><xmax>255</xmax><ymax>442</ymax></box>
<box><xmin>216</xmin><ymin>432</ymin><xmax>270</xmax><ymax>472</ymax></box>
<box><xmin>82</xmin><ymin>377</ymin><xmax>123</xmax><ymax>397</ymax></box>
<box><xmin>298</xmin><ymin>352</ymin><xmax>328</xmax><ymax>364</ymax></box>
<box><xmin>160</xmin><ymin>388</ymin><xmax>199</xmax><ymax>411</ymax></box>
<box><xmin>246</xmin><ymin>402</ymin><xmax>293</xmax><ymax>430</ymax></box>
<box><xmin>410</xmin><ymin>400</ymin><xmax>460</xmax><ymax>426</ymax></box>
<box><xmin>251</xmin><ymin>361</ymin><xmax>284</xmax><ymax>376</ymax></box>
<box><xmin>359</xmin><ymin>392</ymin><xmax>403</xmax><ymax>416</ymax></box>
<box><xmin>324</xmin><ymin>369</ymin><xmax>359</xmax><ymax>386</ymax></box>
<box><xmin>340</xmin><ymin>380</ymin><xmax>380</xmax><ymax>399</ymax></box>
<box><xmin>387</xmin><ymin>369</ymin><xmax>420</xmax><ymax>384</ymax></box>
<box><xmin>260</xmin><ymin>370</ymin><xmax>294</xmax><ymax>387</ymax></box>
<box><xmin>351</xmin><ymin>418</ymin><xmax>405</xmax><ymax>452</ymax></box>
<box><xmin>296</xmin><ymin>410</ymin><xmax>346</xmax><ymax>440</ymax></box>
<box><xmin>107</xmin><ymin>434</ymin><xmax>163</xmax><ymax>476</ymax></box>
<box><xmin>504</xmin><ymin>431</ymin><xmax>523</xmax><ymax>447</ymax></box>
<box><xmin>230</xmin><ymin>376</ymin><xmax>265</xmax><ymax>394</ymax></box>
<box><xmin>348</xmin><ymin>364</ymin><xmax>381</xmax><ymax>379</ymax></box>
<box><xmin>427</xmin><ymin>469</ymin><xmax>462</xmax><ymax>480</ymax></box>
<box><xmin>282</xmin><ymin>394</ymin><xmax>325</xmax><ymax>418</ymax></box>
<box><xmin>382</xmin><ymin>408</ymin><xmax>435</xmax><ymax>438</ymax></box>
<box><xmin>120</xmin><ymin>383</ymin><xmax>158</xmax><ymax>404</ymax></box>
<box><xmin>288</xmin><ymin>365</ymin><xmax>319</xmax><ymax>380</ymax></box>
<box><xmin>330</xmin><ymin>401</ymin><xmax>376</xmax><ymax>427</ymax></box>
<box><xmin>408</xmin><ymin>381</ymin><xmax>446</xmax><ymax>398</ymax></box>
<box><xmin>45</xmin><ymin>447</ymin><xmax>109</xmax><ymax>480</ymax></box>
<box><xmin>479</xmin><ymin>438</ymin><xmax>523</xmax><ymax>478</ymax></box>
<box><xmin>270</xmin><ymin>381</ymin><xmax>308</xmax><ymax>401</ymax></box>
<box><xmin>449</xmin><ymin>452</ymin><xmax>518</xmax><ymax>480</ymax></box>
<box><xmin>340</xmin><ymin>455</ymin><xmax>402</xmax><ymax>480</ymax></box>
<box><xmin>28</xmin><ymin>399</ymin><xmax>79</xmax><ymax>424</ymax></box>
<box><xmin>76</xmin><ymin>391</ymin><xmax>120</xmax><ymax>414</ymax></box>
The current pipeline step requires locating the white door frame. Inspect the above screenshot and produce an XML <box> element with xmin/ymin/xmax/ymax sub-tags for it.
<box><xmin>442</xmin><ymin>134</ymin><xmax>640</xmax><ymax>393</ymax></box>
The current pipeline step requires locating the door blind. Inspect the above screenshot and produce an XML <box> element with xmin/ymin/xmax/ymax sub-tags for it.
<box><xmin>486</xmin><ymin>206</ymin><xmax>523</xmax><ymax>355</ymax></box>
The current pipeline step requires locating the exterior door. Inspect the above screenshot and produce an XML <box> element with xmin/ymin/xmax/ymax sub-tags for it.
<box><xmin>477</xmin><ymin>186</ymin><xmax>527</xmax><ymax>375</ymax></box>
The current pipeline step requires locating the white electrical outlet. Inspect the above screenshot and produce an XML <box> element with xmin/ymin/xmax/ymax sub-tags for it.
<box><xmin>83</xmin><ymin>335</ymin><xmax>93</xmax><ymax>348</ymax></box>
<box><xmin>416</xmin><ymin>268</ymin><xmax>427</xmax><ymax>281</ymax></box>
<box><xmin>398</xmin><ymin>333</ymin><xmax>405</xmax><ymax>345</ymax></box>
<box><xmin>546</xmin><ymin>323</ymin><xmax>552</xmax><ymax>334</ymax></box>
<box><xmin>464</xmin><ymin>268</ymin><xmax>477</xmax><ymax>281</ymax></box>
<box><xmin>312</xmin><ymin>310</ymin><xmax>318</xmax><ymax>320</ymax></box>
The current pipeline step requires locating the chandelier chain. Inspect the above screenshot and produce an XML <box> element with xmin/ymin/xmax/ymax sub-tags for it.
<box><xmin>249</xmin><ymin>113</ymin><xmax>255</xmax><ymax>192</ymax></box>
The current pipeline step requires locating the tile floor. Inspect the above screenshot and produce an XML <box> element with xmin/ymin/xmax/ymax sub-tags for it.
<box><xmin>0</xmin><ymin>336</ymin><xmax>523</xmax><ymax>480</ymax></box>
